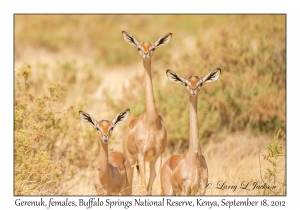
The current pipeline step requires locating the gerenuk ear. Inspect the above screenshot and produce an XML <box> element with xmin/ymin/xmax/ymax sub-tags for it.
<box><xmin>122</xmin><ymin>31</ymin><xmax>140</xmax><ymax>48</ymax></box>
<box><xmin>154</xmin><ymin>33</ymin><xmax>172</xmax><ymax>48</ymax></box>
<box><xmin>79</xmin><ymin>111</ymin><xmax>97</xmax><ymax>128</ymax></box>
<box><xmin>111</xmin><ymin>109</ymin><xmax>130</xmax><ymax>127</ymax></box>
<box><xmin>199</xmin><ymin>68</ymin><xmax>221</xmax><ymax>86</ymax></box>
<box><xmin>166</xmin><ymin>69</ymin><xmax>187</xmax><ymax>86</ymax></box>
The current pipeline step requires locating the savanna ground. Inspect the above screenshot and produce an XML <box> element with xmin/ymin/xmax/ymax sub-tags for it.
<box><xmin>14</xmin><ymin>15</ymin><xmax>286</xmax><ymax>196</ymax></box>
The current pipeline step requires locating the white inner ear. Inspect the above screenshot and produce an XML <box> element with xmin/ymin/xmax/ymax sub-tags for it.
<box><xmin>176</xmin><ymin>75</ymin><xmax>186</xmax><ymax>85</ymax></box>
<box><xmin>155</xmin><ymin>33</ymin><xmax>171</xmax><ymax>48</ymax></box>
<box><xmin>202</xmin><ymin>70</ymin><xmax>221</xmax><ymax>85</ymax></box>
<box><xmin>123</xmin><ymin>32</ymin><xmax>139</xmax><ymax>47</ymax></box>
<box><xmin>112</xmin><ymin>110</ymin><xmax>129</xmax><ymax>126</ymax></box>
<box><xmin>196</xmin><ymin>80</ymin><xmax>203</xmax><ymax>86</ymax></box>
<box><xmin>167</xmin><ymin>71</ymin><xmax>186</xmax><ymax>85</ymax></box>
<box><xmin>80</xmin><ymin>112</ymin><xmax>97</xmax><ymax>128</ymax></box>
<box><xmin>183</xmin><ymin>80</ymin><xmax>189</xmax><ymax>86</ymax></box>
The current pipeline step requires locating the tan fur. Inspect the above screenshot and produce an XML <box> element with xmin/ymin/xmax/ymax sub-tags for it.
<box><xmin>161</xmin><ymin>150</ymin><xmax>208</xmax><ymax>195</ymax></box>
<box><xmin>97</xmin><ymin>121</ymin><xmax>111</xmax><ymax>137</ymax></box>
<box><xmin>94</xmin><ymin>151</ymin><xmax>132</xmax><ymax>195</ymax></box>
<box><xmin>140</xmin><ymin>42</ymin><xmax>152</xmax><ymax>54</ymax></box>
<box><xmin>80</xmin><ymin>110</ymin><xmax>132</xmax><ymax>195</ymax></box>
<box><xmin>160</xmin><ymin>70</ymin><xmax>220</xmax><ymax>195</ymax></box>
<box><xmin>123</xmin><ymin>112</ymin><xmax>167</xmax><ymax>195</ymax></box>
<box><xmin>128</xmin><ymin>114</ymin><xmax>144</xmax><ymax>129</ymax></box>
<box><xmin>188</xmin><ymin>77</ymin><xmax>200</xmax><ymax>89</ymax></box>
<box><xmin>122</xmin><ymin>31</ymin><xmax>171</xmax><ymax>195</ymax></box>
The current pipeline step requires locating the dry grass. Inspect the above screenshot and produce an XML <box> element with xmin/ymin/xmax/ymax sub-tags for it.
<box><xmin>63</xmin><ymin>133</ymin><xmax>285</xmax><ymax>196</ymax></box>
<box><xmin>14</xmin><ymin>15</ymin><xmax>286</xmax><ymax>196</ymax></box>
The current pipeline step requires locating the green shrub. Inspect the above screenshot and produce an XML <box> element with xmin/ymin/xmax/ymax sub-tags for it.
<box><xmin>14</xmin><ymin>64</ymin><xmax>68</xmax><ymax>195</ymax></box>
<box><xmin>261</xmin><ymin>129</ymin><xmax>286</xmax><ymax>195</ymax></box>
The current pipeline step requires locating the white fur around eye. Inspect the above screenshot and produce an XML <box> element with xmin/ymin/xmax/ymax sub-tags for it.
<box><xmin>96</xmin><ymin>127</ymin><xmax>102</xmax><ymax>134</ymax></box>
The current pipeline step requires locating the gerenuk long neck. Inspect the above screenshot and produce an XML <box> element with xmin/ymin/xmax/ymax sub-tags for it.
<box><xmin>143</xmin><ymin>58</ymin><xmax>158</xmax><ymax>126</ymax></box>
<box><xmin>187</xmin><ymin>94</ymin><xmax>202</xmax><ymax>165</ymax></box>
<box><xmin>98</xmin><ymin>140</ymin><xmax>111</xmax><ymax>183</ymax></box>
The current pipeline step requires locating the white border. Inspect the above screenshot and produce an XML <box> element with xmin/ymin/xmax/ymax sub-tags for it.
<box><xmin>2</xmin><ymin>0</ymin><xmax>298</xmax><ymax>209</ymax></box>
